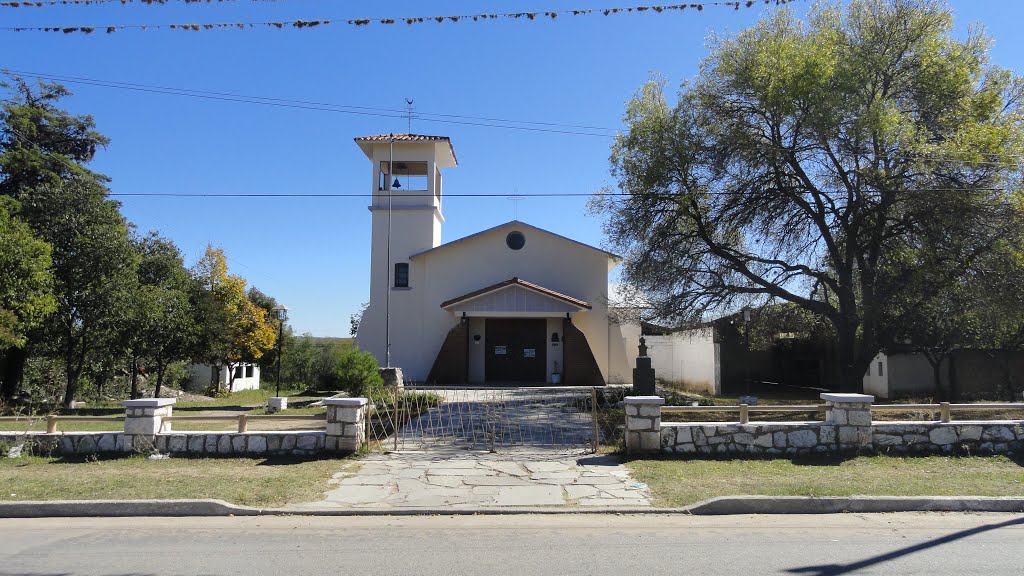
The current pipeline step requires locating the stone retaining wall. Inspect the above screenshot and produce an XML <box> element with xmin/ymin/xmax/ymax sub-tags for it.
<box><xmin>626</xmin><ymin>394</ymin><xmax>1024</xmax><ymax>458</ymax></box>
<box><xmin>872</xmin><ymin>422</ymin><xmax>1023</xmax><ymax>454</ymax></box>
<box><xmin>659</xmin><ymin>421</ymin><xmax>1024</xmax><ymax>455</ymax></box>
<box><xmin>0</xmin><ymin>431</ymin><xmax>326</xmax><ymax>457</ymax></box>
<box><xmin>1</xmin><ymin>397</ymin><xmax>368</xmax><ymax>458</ymax></box>
<box><xmin>661</xmin><ymin>422</ymin><xmax>835</xmax><ymax>456</ymax></box>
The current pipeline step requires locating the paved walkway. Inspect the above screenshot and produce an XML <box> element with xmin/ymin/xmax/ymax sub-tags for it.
<box><xmin>299</xmin><ymin>451</ymin><xmax>651</xmax><ymax>509</ymax></box>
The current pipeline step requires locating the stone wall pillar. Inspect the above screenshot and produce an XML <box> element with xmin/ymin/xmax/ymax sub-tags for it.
<box><xmin>325</xmin><ymin>398</ymin><xmax>368</xmax><ymax>452</ymax></box>
<box><xmin>822</xmin><ymin>393</ymin><xmax>874</xmax><ymax>451</ymax></box>
<box><xmin>624</xmin><ymin>396</ymin><xmax>665</xmax><ymax>456</ymax></box>
<box><xmin>122</xmin><ymin>398</ymin><xmax>176</xmax><ymax>453</ymax></box>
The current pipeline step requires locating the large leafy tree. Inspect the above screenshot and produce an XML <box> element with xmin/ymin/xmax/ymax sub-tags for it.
<box><xmin>0</xmin><ymin>75</ymin><xmax>137</xmax><ymax>406</ymax></box>
<box><xmin>0</xmin><ymin>75</ymin><xmax>109</xmax><ymax>198</ymax></box>
<box><xmin>191</xmin><ymin>246</ymin><xmax>277</xmax><ymax>392</ymax></box>
<box><xmin>0</xmin><ymin>197</ymin><xmax>56</xmax><ymax>400</ymax></box>
<box><xmin>595</xmin><ymin>0</ymin><xmax>1024</xmax><ymax>391</ymax></box>
<box><xmin>19</xmin><ymin>179</ymin><xmax>139</xmax><ymax>407</ymax></box>
<box><xmin>129</xmin><ymin>232</ymin><xmax>198</xmax><ymax>399</ymax></box>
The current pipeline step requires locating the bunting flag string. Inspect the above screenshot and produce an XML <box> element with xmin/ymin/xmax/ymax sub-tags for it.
<box><xmin>2</xmin><ymin>0</ymin><xmax>284</xmax><ymax>6</ymax></box>
<box><xmin>0</xmin><ymin>1</ymin><xmax>800</xmax><ymax>33</ymax></box>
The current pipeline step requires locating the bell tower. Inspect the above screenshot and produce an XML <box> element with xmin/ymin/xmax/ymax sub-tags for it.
<box><xmin>354</xmin><ymin>134</ymin><xmax>458</xmax><ymax>369</ymax></box>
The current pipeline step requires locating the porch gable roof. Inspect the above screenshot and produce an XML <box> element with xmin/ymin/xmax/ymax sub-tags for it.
<box><xmin>440</xmin><ymin>277</ymin><xmax>592</xmax><ymax>313</ymax></box>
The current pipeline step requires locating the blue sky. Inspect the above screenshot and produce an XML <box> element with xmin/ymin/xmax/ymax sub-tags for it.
<box><xmin>3</xmin><ymin>0</ymin><xmax>1022</xmax><ymax>336</ymax></box>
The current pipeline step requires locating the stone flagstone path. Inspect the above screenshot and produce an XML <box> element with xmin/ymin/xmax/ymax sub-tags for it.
<box><xmin>298</xmin><ymin>451</ymin><xmax>651</xmax><ymax>509</ymax></box>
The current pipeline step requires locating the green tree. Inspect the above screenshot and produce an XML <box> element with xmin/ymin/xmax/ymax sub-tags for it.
<box><xmin>19</xmin><ymin>179</ymin><xmax>139</xmax><ymax>407</ymax></box>
<box><xmin>595</xmin><ymin>0</ymin><xmax>1024</xmax><ymax>391</ymax></box>
<box><xmin>334</xmin><ymin>347</ymin><xmax>383</xmax><ymax>396</ymax></box>
<box><xmin>0</xmin><ymin>75</ymin><xmax>109</xmax><ymax>198</ymax></box>
<box><xmin>191</xmin><ymin>246</ymin><xmax>277</xmax><ymax>392</ymax></box>
<box><xmin>0</xmin><ymin>196</ymin><xmax>56</xmax><ymax>400</ymax></box>
<box><xmin>0</xmin><ymin>74</ymin><xmax>111</xmax><ymax>400</ymax></box>
<box><xmin>129</xmin><ymin>232</ymin><xmax>198</xmax><ymax>399</ymax></box>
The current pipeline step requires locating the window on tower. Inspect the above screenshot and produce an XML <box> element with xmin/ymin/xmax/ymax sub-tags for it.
<box><xmin>379</xmin><ymin>161</ymin><xmax>429</xmax><ymax>191</ymax></box>
<box><xmin>394</xmin><ymin>263</ymin><xmax>410</xmax><ymax>288</ymax></box>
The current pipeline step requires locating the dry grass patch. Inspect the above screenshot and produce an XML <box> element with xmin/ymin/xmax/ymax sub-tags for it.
<box><xmin>0</xmin><ymin>454</ymin><xmax>345</xmax><ymax>507</ymax></box>
<box><xmin>627</xmin><ymin>455</ymin><xmax>1024</xmax><ymax>507</ymax></box>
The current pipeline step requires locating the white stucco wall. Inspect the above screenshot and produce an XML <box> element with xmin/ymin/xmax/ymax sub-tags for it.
<box><xmin>359</xmin><ymin>221</ymin><xmax>616</xmax><ymax>383</ymax></box>
<box><xmin>645</xmin><ymin>328</ymin><xmax>720</xmax><ymax>395</ymax></box>
<box><xmin>607</xmin><ymin>320</ymin><xmax>641</xmax><ymax>385</ymax></box>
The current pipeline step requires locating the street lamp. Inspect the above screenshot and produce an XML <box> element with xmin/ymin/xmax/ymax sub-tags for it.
<box><xmin>272</xmin><ymin>305</ymin><xmax>288</xmax><ymax>397</ymax></box>
<box><xmin>742</xmin><ymin>306</ymin><xmax>752</xmax><ymax>397</ymax></box>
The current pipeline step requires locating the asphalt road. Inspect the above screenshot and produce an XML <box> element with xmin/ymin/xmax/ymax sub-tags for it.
<box><xmin>1</xmin><ymin>513</ymin><xmax>1022</xmax><ymax>575</ymax></box>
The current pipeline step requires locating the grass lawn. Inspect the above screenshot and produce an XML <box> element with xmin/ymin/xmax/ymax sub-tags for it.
<box><xmin>0</xmin><ymin>454</ymin><xmax>346</xmax><ymax>507</ymax></box>
<box><xmin>627</xmin><ymin>454</ymin><xmax>1024</xmax><ymax>507</ymax></box>
<box><xmin>175</xmin><ymin>388</ymin><xmax>311</xmax><ymax>409</ymax></box>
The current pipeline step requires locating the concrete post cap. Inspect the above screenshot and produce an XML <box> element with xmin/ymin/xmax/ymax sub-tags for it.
<box><xmin>820</xmin><ymin>393</ymin><xmax>875</xmax><ymax>403</ymax></box>
<box><xmin>624</xmin><ymin>396</ymin><xmax>666</xmax><ymax>405</ymax></box>
<box><xmin>323</xmin><ymin>398</ymin><xmax>368</xmax><ymax>407</ymax></box>
<box><xmin>122</xmin><ymin>398</ymin><xmax>177</xmax><ymax>407</ymax></box>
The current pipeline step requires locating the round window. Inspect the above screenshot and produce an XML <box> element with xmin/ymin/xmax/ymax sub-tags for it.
<box><xmin>506</xmin><ymin>231</ymin><xmax>526</xmax><ymax>250</ymax></box>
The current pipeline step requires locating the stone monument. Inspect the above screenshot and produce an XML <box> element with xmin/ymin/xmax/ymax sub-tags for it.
<box><xmin>632</xmin><ymin>337</ymin><xmax>656</xmax><ymax>395</ymax></box>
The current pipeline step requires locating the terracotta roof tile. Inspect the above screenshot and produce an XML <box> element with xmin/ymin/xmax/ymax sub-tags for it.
<box><xmin>353</xmin><ymin>134</ymin><xmax>457</xmax><ymax>165</ymax></box>
<box><xmin>353</xmin><ymin>133</ymin><xmax>451</xmax><ymax>142</ymax></box>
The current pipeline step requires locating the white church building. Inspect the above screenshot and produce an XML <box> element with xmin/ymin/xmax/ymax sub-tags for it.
<box><xmin>354</xmin><ymin>134</ymin><xmax>640</xmax><ymax>386</ymax></box>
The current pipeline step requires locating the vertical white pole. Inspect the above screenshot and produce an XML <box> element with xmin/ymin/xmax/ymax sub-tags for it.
<box><xmin>385</xmin><ymin>135</ymin><xmax>393</xmax><ymax>368</ymax></box>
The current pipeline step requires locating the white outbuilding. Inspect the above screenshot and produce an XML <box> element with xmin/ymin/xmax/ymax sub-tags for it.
<box><xmin>353</xmin><ymin>134</ymin><xmax>640</xmax><ymax>385</ymax></box>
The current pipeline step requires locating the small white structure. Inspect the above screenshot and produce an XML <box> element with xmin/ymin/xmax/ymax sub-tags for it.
<box><xmin>862</xmin><ymin>351</ymin><xmax>937</xmax><ymax>399</ymax></box>
<box><xmin>188</xmin><ymin>363</ymin><xmax>262</xmax><ymax>392</ymax></box>
<box><xmin>353</xmin><ymin>134</ymin><xmax>641</xmax><ymax>385</ymax></box>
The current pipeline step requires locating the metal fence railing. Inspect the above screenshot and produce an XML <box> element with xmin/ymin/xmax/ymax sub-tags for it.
<box><xmin>366</xmin><ymin>385</ymin><xmax>627</xmax><ymax>453</ymax></box>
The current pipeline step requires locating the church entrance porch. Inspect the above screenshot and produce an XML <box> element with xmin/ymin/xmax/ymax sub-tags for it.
<box><xmin>484</xmin><ymin>318</ymin><xmax>547</xmax><ymax>384</ymax></box>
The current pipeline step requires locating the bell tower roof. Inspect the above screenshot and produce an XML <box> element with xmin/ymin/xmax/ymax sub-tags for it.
<box><xmin>354</xmin><ymin>133</ymin><xmax>458</xmax><ymax>167</ymax></box>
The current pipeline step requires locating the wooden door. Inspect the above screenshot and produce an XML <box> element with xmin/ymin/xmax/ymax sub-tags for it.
<box><xmin>485</xmin><ymin>319</ymin><xmax>547</xmax><ymax>384</ymax></box>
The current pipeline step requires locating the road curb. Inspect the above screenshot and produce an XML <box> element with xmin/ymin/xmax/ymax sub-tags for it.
<box><xmin>683</xmin><ymin>496</ymin><xmax>1024</xmax><ymax>515</ymax></box>
<box><xmin>2</xmin><ymin>496</ymin><xmax>1024</xmax><ymax>518</ymax></box>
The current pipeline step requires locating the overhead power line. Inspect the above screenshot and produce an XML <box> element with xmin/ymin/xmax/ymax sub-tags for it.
<box><xmin>84</xmin><ymin>188</ymin><xmax>1012</xmax><ymax>199</ymax></box>
<box><xmin>3</xmin><ymin>69</ymin><xmax>621</xmax><ymax>135</ymax></box>
<box><xmin>0</xmin><ymin>0</ymin><xmax>801</xmax><ymax>33</ymax></box>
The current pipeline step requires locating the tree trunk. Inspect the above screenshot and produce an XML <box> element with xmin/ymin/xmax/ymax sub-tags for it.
<box><xmin>836</xmin><ymin>317</ymin><xmax>860</xmax><ymax>392</ymax></box>
<box><xmin>0</xmin><ymin>346</ymin><xmax>28</xmax><ymax>402</ymax></box>
<box><xmin>1001</xmin><ymin>354</ymin><xmax>1016</xmax><ymax>401</ymax></box>
<box><xmin>949</xmin><ymin>353</ymin><xmax>960</xmax><ymax>402</ymax></box>
<box><xmin>155</xmin><ymin>362</ymin><xmax>165</xmax><ymax>399</ymax></box>
<box><xmin>928</xmin><ymin>357</ymin><xmax>947</xmax><ymax>402</ymax></box>
<box><xmin>130</xmin><ymin>354</ymin><xmax>140</xmax><ymax>400</ymax></box>
<box><xmin>63</xmin><ymin>369</ymin><xmax>79</xmax><ymax>409</ymax></box>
